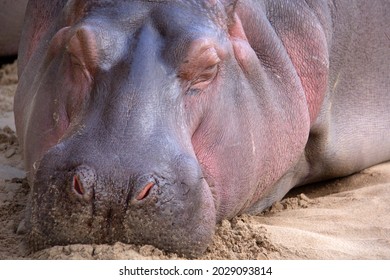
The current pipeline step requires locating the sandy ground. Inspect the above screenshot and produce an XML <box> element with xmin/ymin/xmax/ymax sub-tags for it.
<box><xmin>0</xmin><ymin>61</ymin><xmax>389</xmax><ymax>260</ymax></box>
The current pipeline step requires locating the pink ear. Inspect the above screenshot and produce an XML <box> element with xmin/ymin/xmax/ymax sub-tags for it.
<box><xmin>223</xmin><ymin>0</ymin><xmax>239</xmax><ymax>21</ymax></box>
<box><xmin>228</xmin><ymin>12</ymin><xmax>249</xmax><ymax>41</ymax></box>
<box><xmin>228</xmin><ymin>13</ymin><xmax>260</xmax><ymax>77</ymax></box>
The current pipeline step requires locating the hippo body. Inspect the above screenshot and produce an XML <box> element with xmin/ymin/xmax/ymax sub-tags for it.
<box><xmin>0</xmin><ymin>0</ymin><xmax>28</xmax><ymax>57</ymax></box>
<box><xmin>14</xmin><ymin>0</ymin><xmax>390</xmax><ymax>256</ymax></box>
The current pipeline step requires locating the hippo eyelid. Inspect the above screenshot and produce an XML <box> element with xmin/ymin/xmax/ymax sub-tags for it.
<box><xmin>191</xmin><ymin>62</ymin><xmax>219</xmax><ymax>86</ymax></box>
<box><xmin>178</xmin><ymin>39</ymin><xmax>222</xmax><ymax>88</ymax></box>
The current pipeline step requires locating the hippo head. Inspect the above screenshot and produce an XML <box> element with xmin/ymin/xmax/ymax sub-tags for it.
<box><xmin>15</xmin><ymin>0</ymin><xmax>310</xmax><ymax>257</ymax></box>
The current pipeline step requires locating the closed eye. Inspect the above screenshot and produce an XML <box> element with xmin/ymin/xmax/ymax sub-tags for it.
<box><xmin>179</xmin><ymin>40</ymin><xmax>222</xmax><ymax>92</ymax></box>
<box><xmin>191</xmin><ymin>63</ymin><xmax>219</xmax><ymax>88</ymax></box>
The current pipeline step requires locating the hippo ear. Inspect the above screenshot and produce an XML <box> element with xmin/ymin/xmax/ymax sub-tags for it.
<box><xmin>222</xmin><ymin>0</ymin><xmax>239</xmax><ymax>25</ymax></box>
<box><xmin>223</xmin><ymin>1</ymin><xmax>259</xmax><ymax>79</ymax></box>
<box><xmin>225</xmin><ymin>3</ymin><xmax>248</xmax><ymax>42</ymax></box>
<box><xmin>221</xmin><ymin>0</ymin><xmax>247</xmax><ymax>41</ymax></box>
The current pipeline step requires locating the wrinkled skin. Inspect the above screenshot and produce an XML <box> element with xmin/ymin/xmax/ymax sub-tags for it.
<box><xmin>14</xmin><ymin>0</ymin><xmax>390</xmax><ymax>257</ymax></box>
<box><xmin>0</xmin><ymin>0</ymin><xmax>28</xmax><ymax>57</ymax></box>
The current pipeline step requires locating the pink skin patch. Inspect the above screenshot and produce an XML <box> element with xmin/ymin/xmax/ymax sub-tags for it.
<box><xmin>136</xmin><ymin>182</ymin><xmax>155</xmax><ymax>201</ymax></box>
<box><xmin>73</xmin><ymin>175</ymin><xmax>85</xmax><ymax>196</ymax></box>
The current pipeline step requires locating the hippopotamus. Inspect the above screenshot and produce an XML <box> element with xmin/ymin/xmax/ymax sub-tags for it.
<box><xmin>0</xmin><ymin>0</ymin><xmax>28</xmax><ymax>57</ymax></box>
<box><xmin>14</xmin><ymin>0</ymin><xmax>390</xmax><ymax>257</ymax></box>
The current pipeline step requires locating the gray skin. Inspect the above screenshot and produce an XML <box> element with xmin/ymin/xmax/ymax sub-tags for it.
<box><xmin>0</xmin><ymin>0</ymin><xmax>28</xmax><ymax>57</ymax></box>
<box><xmin>14</xmin><ymin>0</ymin><xmax>390</xmax><ymax>257</ymax></box>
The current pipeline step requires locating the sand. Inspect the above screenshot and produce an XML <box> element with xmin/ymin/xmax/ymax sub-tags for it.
<box><xmin>0</xmin><ymin>61</ymin><xmax>389</xmax><ymax>260</ymax></box>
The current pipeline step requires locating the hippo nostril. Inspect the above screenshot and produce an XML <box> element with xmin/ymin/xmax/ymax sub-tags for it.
<box><xmin>69</xmin><ymin>165</ymin><xmax>96</xmax><ymax>201</ymax></box>
<box><xmin>136</xmin><ymin>182</ymin><xmax>155</xmax><ymax>200</ymax></box>
<box><xmin>73</xmin><ymin>175</ymin><xmax>84</xmax><ymax>195</ymax></box>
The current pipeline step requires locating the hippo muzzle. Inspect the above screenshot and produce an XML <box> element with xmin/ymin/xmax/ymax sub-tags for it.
<box><xmin>28</xmin><ymin>135</ymin><xmax>216</xmax><ymax>256</ymax></box>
